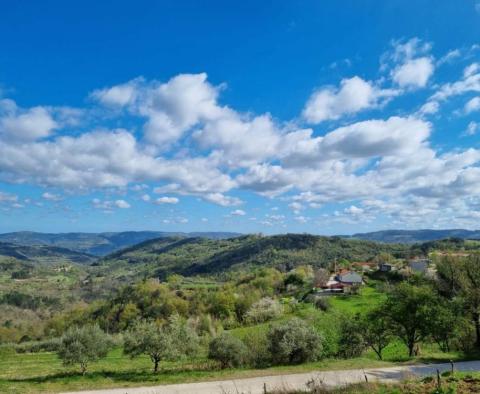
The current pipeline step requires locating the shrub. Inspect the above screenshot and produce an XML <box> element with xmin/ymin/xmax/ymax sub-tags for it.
<box><xmin>57</xmin><ymin>325</ymin><xmax>112</xmax><ymax>374</ymax></box>
<box><xmin>243</xmin><ymin>329</ymin><xmax>271</xmax><ymax>368</ymax></box>
<box><xmin>208</xmin><ymin>333</ymin><xmax>248</xmax><ymax>368</ymax></box>
<box><xmin>267</xmin><ymin>318</ymin><xmax>323</xmax><ymax>365</ymax></box>
<box><xmin>15</xmin><ymin>338</ymin><xmax>61</xmax><ymax>353</ymax></box>
<box><xmin>314</xmin><ymin>297</ymin><xmax>331</xmax><ymax>312</ymax></box>
<box><xmin>245</xmin><ymin>297</ymin><xmax>283</xmax><ymax>324</ymax></box>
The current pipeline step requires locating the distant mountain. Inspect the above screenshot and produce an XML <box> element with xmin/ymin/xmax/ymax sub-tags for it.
<box><xmin>0</xmin><ymin>231</ymin><xmax>242</xmax><ymax>256</ymax></box>
<box><xmin>0</xmin><ymin>242</ymin><xmax>95</xmax><ymax>265</ymax></box>
<box><xmin>99</xmin><ymin>233</ymin><xmax>407</xmax><ymax>279</ymax></box>
<box><xmin>347</xmin><ymin>229</ymin><xmax>480</xmax><ymax>243</ymax></box>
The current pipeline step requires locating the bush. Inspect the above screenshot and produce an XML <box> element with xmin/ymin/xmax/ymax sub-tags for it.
<box><xmin>15</xmin><ymin>338</ymin><xmax>61</xmax><ymax>353</ymax></box>
<box><xmin>58</xmin><ymin>325</ymin><xmax>112</xmax><ymax>374</ymax></box>
<box><xmin>314</xmin><ymin>297</ymin><xmax>331</xmax><ymax>312</ymax></box>
<box><xmin>243</xmin><ymin>329</ymin><xmax>271</xmax><ymax>368</ymax></box>
<box><xmin>451</xmin><ymin>318</ymin><xmax>476</xmax><ymax>353</ymax></box>
<box><xmin>267</xmin><ymin>318</ymin><xmax>323</xmax><ymax>365</ymax></box>
<box><xmin>337</xmin><ymin>316</ymin><xmax>365</xmax><ymax>358</ymax></box>
<box><xmin>208</xmin><ymin>333</ymin><xmax>248</xmax><ymax>368</ymax></box>
<box><xmin>245</xmin><ymin>297</ymin><xmax>283</xmax><ymax>324</ymax></box>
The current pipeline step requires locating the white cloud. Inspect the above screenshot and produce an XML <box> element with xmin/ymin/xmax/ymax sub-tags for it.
<box><xmin>465</xmin><ymin>97</ymin><xmax>480</xmax><ymax>113</ymax></box>
<box><xmin>464</xmin><ymin>121</ymin><xmax>479</xmax><ymax>136</ymax></box>
<box><xmin>431</xmin><ymin>64</ymin><xmax>480</xmax><ymax>102</ymax></box>
<box><xmin>391</xmin><ymin>57</ymin><xmax>434</xmax><ymax>88</ymax></box>
<box><xmin>92</xmin><ymin>198</ymin><xmax>130</xmax><ymax>210</ymax></box>
<box><xmin>464</xmin><ymin>63</ymin><xmax>479</xmax><ymax>78</ymax></box>
<box><xmin>294</xmin><ymin>215</ymin><xmax>308</xmax><ymax>223</ymax></box>
<box><xmin>302</xmin><ymin>76</ymin><xmax>397</xmax><ymax>124</ymax></box>
<box><xmin>437</xmin><ymin>49</ymin><xmax>461</xmax><ymax>65</ymax></box>
<box><xmin>154</xmin><ymin>196</ymin><xmax>179</xmax><ymax>204</ymax></box>
<box><xmin>230</xmin><ymin>209</ymin><xmax>246</xmax><ymax>216</ymax></box>
<box><xmin>344</xmin><ymin>205</ymin><xmax>364</xmax><ymax>215</ymax></box>
<box><xmin>141</xmin><ymin>194</ymin><xmax>151</xmax><ymax>202</ymax></box>
<box><xmin>90</xmin><ymin>78</ymin><xmax>141</xmax><ymax>107</ymax></box>
<box><xmin>114</xmin><ymin>199</ymin><xmax>130</xmax><ymax>209</ymax></box>
<box><xmin>203</xmin><ymin>193</ymin><xmax>242</xmax><ymax>206</ymax></box>
<box><xmin>418</xmin><ymin>101</ymin><xmax>439</xmax><ymax>115</ymax></box>
<box><xmin>0</xmin><ymin>100</ymin><xmax>58</xmax><ymax>141</ymax></box>
<box><xmin>0</xmin><ymin>192</ymin><xmax>17</xmax><ymax>203</ymax></box>
<box><xmin>42</xmin><ymin>192</ymin><xmax>62</xmax><ymax>201</ymax></box>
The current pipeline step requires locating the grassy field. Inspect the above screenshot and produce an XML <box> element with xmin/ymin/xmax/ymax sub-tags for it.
<box><xmin>0</xmin><ymin>283</ymin><xmax>469</xmax><ymax>393</ymax></box>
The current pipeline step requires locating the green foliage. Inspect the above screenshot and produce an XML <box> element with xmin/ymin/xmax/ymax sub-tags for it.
<box><xmin>337</xmin><ymin>315</ymin><xmax>366</xmax><ymax>359</ymax></box>
<box><xmin>124</xmin><ymin>316</ymin><xmax>199</xmax><ymax>372</ymax></box>
<box><xmin>267</xmin><ymin>318</ymin><xmax>323</xmax><ymax>365</ymax></box>
<box><xmin>57</xmin><ymin>325</ymin><xmax>112</xmax><ymax>374</ymax></box>
<box><xmin>100</xmin><ymin>234</ymin><xmax>408</xmax><ymax>279</ymax></box>
<box><xmin>243</xmin><ymin>329</ymin><xmax>271</xmax><ymax>368</ymax></box>
<box><xmin>208</xmin><ymin>333</ymin><xmax>248</xmax><ymax>368</ymax></box>
<box><xmin>384</xmin><ymin>282</ymin><xmax>439</xmax><ymax>357</ymax></box>
<box><xmin>245</xmin><ymin>297</ymin><xmax>283</xmax><ymax>324</ymax></box>
<box><xmin>362</xmin><ymin>307</ymin><xmax>394</xmax><ymax>360</ymax></box>
<box><xmin>313</xmin><ymin>297</ymin><xmax>331</xmax><ymax>312</ymax></box>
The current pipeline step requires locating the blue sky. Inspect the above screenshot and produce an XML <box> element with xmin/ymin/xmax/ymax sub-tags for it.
<box><xmin>0</xmin><ymin>1</ymin><xmax>480</xmax><ymax>234</ymax></box>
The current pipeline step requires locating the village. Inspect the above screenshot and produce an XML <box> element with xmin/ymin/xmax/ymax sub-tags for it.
<box><xmin>313</xmin><ymin>255</ymin><xmax>434</xmax><ymax>296</ymax></box>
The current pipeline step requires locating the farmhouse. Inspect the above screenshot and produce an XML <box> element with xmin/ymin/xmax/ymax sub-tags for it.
<box><xmin>379</xmin><ymin>263</ymin><xmax>393</xmax><ymax>272</ymax></box>
<box><xmin>336</xmin><ymin>271</ymin><xmax>363</xmax><ymax>285</ymax></box>
<box><xmin>409</xmin><ymin>259</ymin><xmax>429</xmax><ymax>274</ymax></box>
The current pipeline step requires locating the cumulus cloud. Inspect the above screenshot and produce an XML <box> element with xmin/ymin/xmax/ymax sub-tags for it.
<box><xmin>154</xmin><ymin>196</ymin><xmax>179</xmax><ymax>204</ymax></box>
<box><xmin>392</xmin><ymin>57</ymin><xmax>434</xmax><ymax>88</ymax></box>
<box><xmin>0</xmin><ymin>100</ymin><xmax>58</xmax><ymax>141</ymax></box>
<box><xmin>2</xmin><ymin>51</ymin><xmax>480</xmax><ymax>228</ymax></box>
<box><xmin>115</xmin><ymin>199</ymin><xmax>131</xmax><ymax>209</ymax></box>
<box><xmin>90</xmin><ymin>78</ymin><xmax>142</xmax><ymax>107</ymax></box>
<box><xmin>42</xmin><ymin>192</ymin><xmax>63</xmax><ymax>201</ymax></box>
<box><xmin>383</xmin><ymin>38</ymin><xmax>435</xmax><ymax>89</ymax></box>
<box><xmin>302</xmin><ymin>76</ymin><xmax>397</xmax><ymax>124</ymax></box>
<box><xmin>464</xmin><ymin>121</ymin><xmax>479</xmax><ymax>136</ymax></box>
<box><xmin>465</xmin><ymin>97</ymin><xmax>480</xmax><ymax>113</ymax></box>
<box><xmin>92</xmin><ymin>198</ymin><xmax>130</xmax><ymax>210</ymax></box>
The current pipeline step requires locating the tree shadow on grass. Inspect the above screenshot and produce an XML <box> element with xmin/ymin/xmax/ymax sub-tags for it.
<box><xmin>6</xmin><ymin>365</ymin><xmax>218</xmax><ymax>385</ymax></box>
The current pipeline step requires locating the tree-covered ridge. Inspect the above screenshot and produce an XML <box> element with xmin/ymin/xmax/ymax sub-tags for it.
<box><xmin>0</xmin><ymin>242</ymin><xmax>95</xmax><ymax>265</ymax></box>
<box><xmin>100</xmin><ymin>234</ymin><xmax>409</xmax><ymax>279</ymax></box>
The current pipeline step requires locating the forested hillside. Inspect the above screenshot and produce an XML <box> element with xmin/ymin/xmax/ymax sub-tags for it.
<box><xmin>99</xmin><ymin>234</ymin><xmax>409</xmax><ymax>280</ymax></box>
<box><xmin>0</xmin><ymin>242</ymin><xmax>95</xmax><ymax>265</ymax></box>
<box><xmin>0</xmin><ymin>231</ymin><xmax>241</xmax><ymax>256</ymax></box>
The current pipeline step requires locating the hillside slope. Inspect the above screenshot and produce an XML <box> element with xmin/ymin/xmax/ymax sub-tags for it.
<box><xmin>0</xmin><ymin>242</ymin><xmax>96</xmax><ymax>265</ymax></box>
<box><xmin>0</xmin><ymin>231</ymin><xmax>242</xmax><ymax>256</ymax></box>
<box><xmin>349</xmin><ymin>229</ymin><xmax>480</xmax><ymax>243</ymax></box>
<box><xmin>100</xmin><ymin>234</ymin><xmax>408</xmax><ymax>279</ymax></box>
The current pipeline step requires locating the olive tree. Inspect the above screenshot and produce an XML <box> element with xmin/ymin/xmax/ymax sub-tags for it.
<box><xmin>267</xmin><ymin>318</ymin><xmax>323</xmax><ymax>365</ymax></box>
<box><xmin>124</xmin><ymin>316</ymin><xmax>199</xmax><ymax>372</ymax></box>
<box><xmin>208</xmin><ymin>332</ymin><xmax>248</xmax><ymax>368</ymax></box>
<box><xmin>57</xmin><ymin>325</ymin><xmax>112</xmax><ymax>374</ymax></box>
<box><xmin>245</xmin><ymin>297</ymin><xmax>283</xmax><ymax>324</ymax></box>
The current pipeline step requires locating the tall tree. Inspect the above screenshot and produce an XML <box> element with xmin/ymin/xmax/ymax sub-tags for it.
<box><xmin>384</xmin><ymin>283</ymin><xmax>437</xmax><ymax>357</ymax></box>
<box><xmin>363</xmin><ymin>307</ymin><xmax>393</xmax><ymax>360</ymax></box>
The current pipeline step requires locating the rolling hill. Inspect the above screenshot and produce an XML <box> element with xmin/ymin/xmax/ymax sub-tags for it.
<box><xmin>0</xmin><ymin>231</ymin><xmax>242</xmax><ymax>256</ymax></box>
<box><xmin>99</xmin><ymin>233</ymin><xmax>409</xmax><ymax>280</ymax></box>
<box><xmin>348</xmin><ymin>229</ymin><xmax>480</xmax><ymax>243</ymax></box>
<box><xmin>0</xmin><ymin>242</ymin><xmax>96</xmax><ymax>265</ymax></box>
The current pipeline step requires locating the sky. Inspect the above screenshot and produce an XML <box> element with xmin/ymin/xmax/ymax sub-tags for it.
<box><xmin>0</xmin><ymin>1</ymin><xmax>480</xmax><ymax>235</ymax></box>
